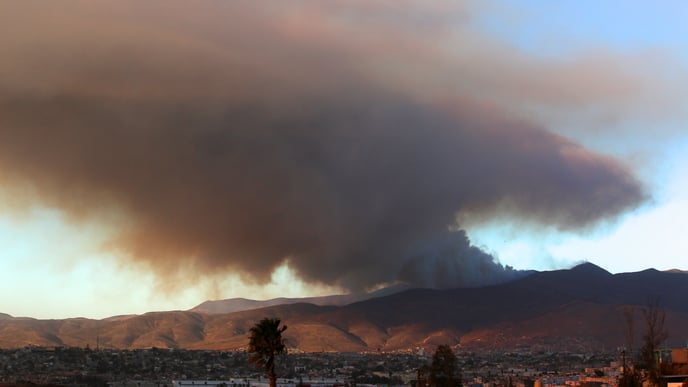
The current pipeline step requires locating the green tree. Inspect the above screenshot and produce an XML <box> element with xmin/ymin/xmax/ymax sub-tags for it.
<box><xmin>248</xmin><ymin>317</ymin><xmax>288</xmax><ymax>387</ymax></box>
<box><xmin>429</xmin><ymin>345</ymin><xmax>461</xmax><ymax>387</ymax></box>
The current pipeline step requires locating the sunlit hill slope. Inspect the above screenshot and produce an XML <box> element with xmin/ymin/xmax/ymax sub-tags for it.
<box><xmin>0</xmin><ymin>264</ymin><xmax>687</xmax><ymax>352</ymax></box>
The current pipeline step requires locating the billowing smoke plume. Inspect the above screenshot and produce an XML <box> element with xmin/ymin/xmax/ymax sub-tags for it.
<box><xmin>398</xmin><ymin>230</ymin><xmax>525</xmax><ymax>288</ymax></box>
<box><xmin>0</xmin><ymin>1</ymin><xmax>647</xmax><ymax>291</ymax></box>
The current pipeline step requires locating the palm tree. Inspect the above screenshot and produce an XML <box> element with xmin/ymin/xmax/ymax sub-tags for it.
<box><xmin>247</xmin><ymin>317</ymin><xmax>288</xmax><ymax>387</ymax></box>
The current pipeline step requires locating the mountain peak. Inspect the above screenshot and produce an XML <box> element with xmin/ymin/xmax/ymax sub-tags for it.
<box><xmin>570</xmin><ymin>262</ymin><xmax>611</xmax><ymax>276</ymax></box>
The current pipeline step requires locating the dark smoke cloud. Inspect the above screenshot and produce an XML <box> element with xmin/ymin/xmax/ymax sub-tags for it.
<box><xmin>398</xmin><ymin>230</ymin><xmax>525</xmax><ymax>288</ymax></box>
<box><xmin>0</xmin><ymin>1</ymin><xmax>646</xmax><ymax>291</ymax></box>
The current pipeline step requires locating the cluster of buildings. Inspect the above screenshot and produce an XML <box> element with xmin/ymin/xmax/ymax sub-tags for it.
<box><xmin>658</xmin><ymin>349</ymin><xmax>688</xmax><ymax>387</ymax></box>
<box><xmin>0</xmin><ymin>346</ymin><xmax>685</xmax><ymax>387</ymax></box>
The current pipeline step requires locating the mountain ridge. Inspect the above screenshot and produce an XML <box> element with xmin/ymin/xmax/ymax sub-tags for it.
<box><xmin>190</xmin><ymin>283</ymin><xmax>414</xmax><ymax>315</ymax></box>
<box><xmin>0</xmin><ymin>264</ymin><xmax>686</xmax><ymax>352</ymax></box>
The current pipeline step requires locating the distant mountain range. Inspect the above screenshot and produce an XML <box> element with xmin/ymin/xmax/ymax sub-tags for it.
<box><xmin>1</xmin><ymin>263</ymin><xmax>687</xmax><ymax>352</ymax></box>
<box><xmin>190</xmin><ymin>283</ymin><xmax>413</xmax><ymax>314</ymax></box>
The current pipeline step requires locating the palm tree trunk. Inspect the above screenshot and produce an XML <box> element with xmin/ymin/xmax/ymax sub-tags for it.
<box><xmin>269</xmin><ymin>367</ymin><xmax>277</xmax><ymax>387</ymax></box>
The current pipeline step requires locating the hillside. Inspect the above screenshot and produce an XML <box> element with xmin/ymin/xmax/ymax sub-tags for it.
<box><xmin>0</xmin><ymin>264</ymin><xmax>686</xmax><ymax>352</ymax></box>
<box><xmin>190</xmin><ymin>284</ymin><xmax>412</xmax><ymax>314</ymax></box>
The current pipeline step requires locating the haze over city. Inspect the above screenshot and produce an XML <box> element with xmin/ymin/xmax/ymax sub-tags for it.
<box><xmin>0</xmin><ymin>0</ymin><xmax>687</xmax><ymax>319</ymax></box>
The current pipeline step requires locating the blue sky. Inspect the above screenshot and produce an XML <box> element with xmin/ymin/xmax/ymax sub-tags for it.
<box><xmin>466</xmin><ymin>0</ymin><xmax>688</xmax><ymax>273</ymax></box>
<box><xmin>0</xmin><ymin>1</ymin><xmax>687</xmax><ymax>319</ymax></box>
<box><xmin>477</xmin><ymin>0</ymin><xmax>688</xmax><ymax>58</ymax></box>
